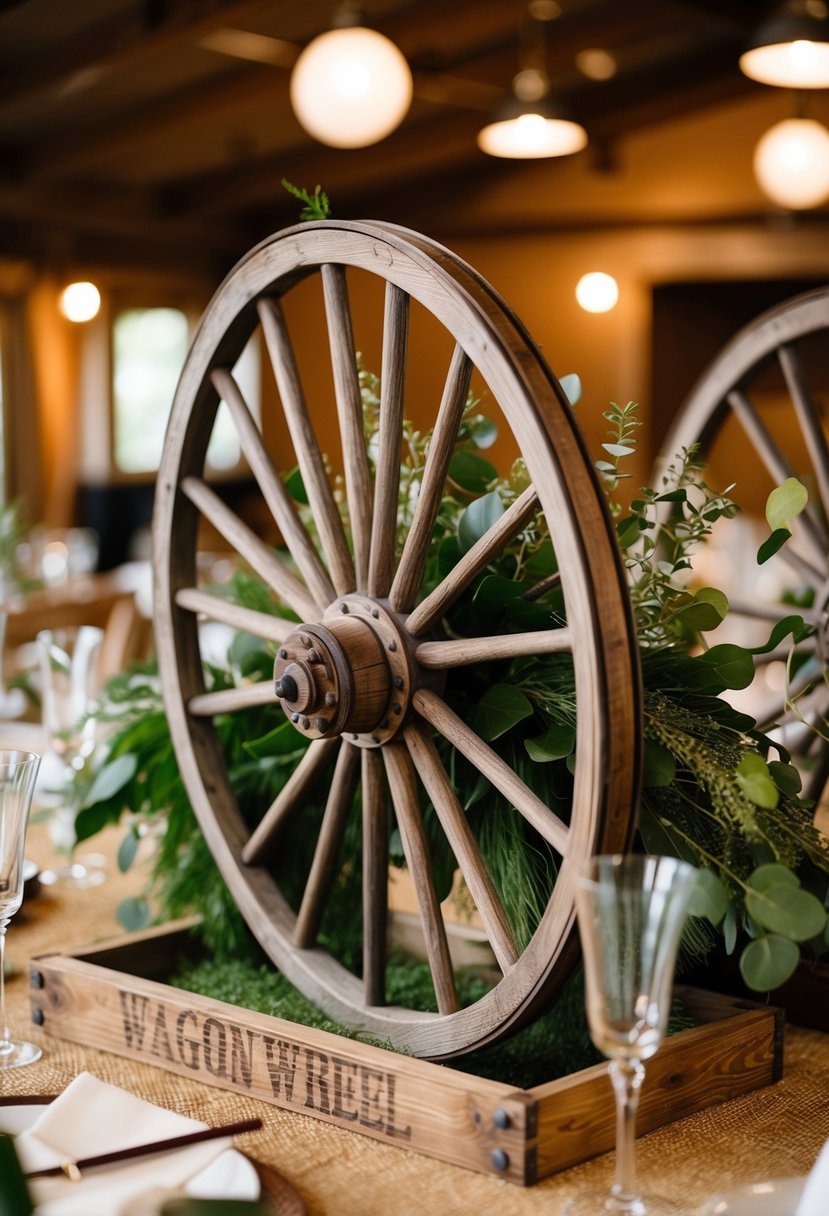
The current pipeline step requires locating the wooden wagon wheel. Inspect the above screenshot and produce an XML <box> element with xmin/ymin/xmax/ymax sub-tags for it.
<box><xmin>153</xmin><ymin>220</ymin><xmax>641</xmax><ymax>1059</ymax></box>
<box><xmin>657</xmin><ymin>286</ymin><xmax>829</xmax><ymax>801</ymax></box>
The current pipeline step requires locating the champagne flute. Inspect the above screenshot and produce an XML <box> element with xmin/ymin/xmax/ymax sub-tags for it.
<box><xmin>36</xmin><ymin>626</ymin><xmax>106</xmax><ymax>887</ymax></box>
<box><xmin>0</xmin><ymin>748</ymin><xmax>42</xmax><ymax>1069</ymax></box>
<box><xmin>565</xmin><ymin>853</ymin><xmax>697</xmax><ymax>1216</ymax></box>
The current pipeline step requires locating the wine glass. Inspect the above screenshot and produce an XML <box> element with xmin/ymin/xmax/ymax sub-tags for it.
<box><xmin>36</xmin><ymin>626</ymin><xmax>106</xmax><ymax>887</ymax></box>
<box><xmin>0</xmin><ymin>748</ymin><xmax>42</xmax><ymax>1069</ymax></box>
<box><xmin>565</xmin><ymin>853</ymin><xmax>697</xmax><ymax>1216</ymax></box>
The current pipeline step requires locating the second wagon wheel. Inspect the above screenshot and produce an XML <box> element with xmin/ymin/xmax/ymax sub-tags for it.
<box><xmin>657</xmin><ymin>286</ymin><xmax>829</xmax><ymax>802</ymax></box>
<box><xmin>153</xmin><ymin>220</ymin><xmax>642</xmax><ymax>1060</ymax></box>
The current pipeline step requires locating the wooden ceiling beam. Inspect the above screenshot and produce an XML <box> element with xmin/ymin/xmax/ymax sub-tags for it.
<box><xmin>0</xmin><ymin>0</ymin><xmax>273</xmax><ymax>111</ymax></box>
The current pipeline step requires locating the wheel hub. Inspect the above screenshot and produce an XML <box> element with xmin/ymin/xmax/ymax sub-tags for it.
<box><xmin>273</xmin><ymin>594</ymin><xmax>415</xmax><ymax>747</ymax></box>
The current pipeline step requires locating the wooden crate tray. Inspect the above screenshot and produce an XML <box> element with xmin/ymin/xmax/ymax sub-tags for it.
<box><xmin>29</xmin><ymin>921</ymin><xmax>784</xmax><ymax>1186</ymax></box>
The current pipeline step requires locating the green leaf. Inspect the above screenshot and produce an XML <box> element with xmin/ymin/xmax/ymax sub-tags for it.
<box><xmin>758</xmin><ymin>528</ymin><xmax>791</xmax><ymax>565</ymax></box>
<box><xmin>117</xmin><ymin>828</ymin><xmax>140</xmax><ymax>873</ymax></box>
<box><xmin>74</xmin><ymin>802</ymin><xmax>112</xmax><ymax>844</ymax></box>
<box><xmin>243</xmin><ymin>721</ymin><xmax>310</xmax><ymax>761</ymax></box>
<box><xmin>654</xmin><ymin>488</ymin><xmax>687</xmax><ymax>504</ymax></box>
<box><xmin>524</xmin><ymin>723</ymin><xmax>576</xmax><ymax>762</ymax></box>
<box><xmin>472</xmin><ymin>685</ymin><xmax>533</xmax><ymax>741</ymax></box>
<box><xmin>745</xmin><ymin>884</ymin><xmax>827</xmax><ymax>941</ymax></box>
<box><xmin>559</xmin><ymin>373</ymin><xmax>581</xmax><ymax>405</ymax></box>
<box><xmin>748</xmin><ymin>863</ymin><xmax>800</xmax><ymax>893</ymax></box>
<box><xmin>768</xmin><ymin>760</ymin><xmax>802</xmax><ymax>796</ymax></box>
<box><xmin>117</xmin><ymin>896</ymin><xmax>151</xmax><ymax>933</ymax></box>
<box><xmin>723</xmin><ymin>904</ymin><xmax>738</xmax><ymax>955</ymax></box>
<box><xmin>694</xmin><ymin>643</ymin><xmax>754</xmax><ymax>690</ymax></box>
<box><xmin>751</xmin><ymin>615</ymin><xmax>811</xmax><ymax>654</ymax></box>
<box><xmin>735</xmin><ymin>753</ymin><xmax>779</xmax><ymax>809</ymax></box>
<box><xmin>603</xmin><ymin>443</ymin><xmax>636</xmax><ymax>458</ymax></box>
<box><xmin>81</xmin><ymin>753</ymin><xmax>138</xmax><ymax>810</ymax></box>
<box><xmin>523</xmin><ymin>541</ymin><xmax>558</xmax><ymax>580</ymax></box>
<box><xmin>766</xmin><ymin>477</ymin><xmax>808</xmax><ymax>531</ymax></box>
<box><xmin>642</xmin><ymin>739</ymin><xmax>676</xmax><ymax>787</ymax></box>
<box><xmin>616</xmin><ymin>516</ymin><xmax>641</xmax><ymax>548</ymax></box>
<box><xmin>471</xmin><ymin>574</ymin><xmax>523</xmax><ymax>616</ymax></box>
<box><xmin>457</xmin><ymin>490</ymin><xmax>504</xmax><ymax>551</ymax></box>
<box><xmin>667</xmin><ymin>589</ymin><xmax>727</xmax><ymax>634</ymax></box>
<box><xmin>283</xmin><ymin>465</ymin><xmax>308</xmax><ymax>504</ymax></box>
<box><xmin>449</xmin><ymin>451</ymin><xmax>498</xmax><ymax>494</ymax></box>
<box><xmin>687</xmin><ymin>868</ymin><xmax>728</xmax><ymax>925</ymax></box>
<box><xmin>467</xmin><ymin>416</ymin><xmax>498</xmax><ymax>449</ymax></box>
<box><xmin>739</xmin><ymin>933</ymin><xmax>800</xmax><ymax>990</ymax></box>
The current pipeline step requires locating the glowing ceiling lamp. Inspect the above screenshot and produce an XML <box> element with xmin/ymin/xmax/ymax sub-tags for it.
<box><xmin>754</xmin><ymin>115</ymin><xmax>829</xmax><ymax>208</ymax></box>
<box><xmin>59</xmin><ymin>281</ymin><xmax>101</xmax><ymax>323</ymax></box>
<box><xmin>478</xmin><ymin>5</ymin><xmax>586</xmax><ymax>159</ymax></box>
<box><xmin>290</xmin><ymin>5</ymin><xmax>412</xmax><ymax>148</ymax></box>
<box><xmin>740</xmin><ymin>0</ymin><xmax>829</xmax><ymax>89</ymax></box>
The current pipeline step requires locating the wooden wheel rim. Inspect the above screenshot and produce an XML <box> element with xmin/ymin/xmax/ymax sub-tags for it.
<box><xmin>153</xmin><ymin>220</ymin><xmax>642</xmax><ymax>1059</ymax></box>
<box><xmin>658</xmin><ymin>286</ymin><xmax>829</xmax><ymax>794</ymax></box>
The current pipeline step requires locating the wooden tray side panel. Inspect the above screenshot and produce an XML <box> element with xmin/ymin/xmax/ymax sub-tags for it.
<box><xmin>30</xmin><ymin>954</ymin><xmax>534</xmax><ymax>1184</ymax></box>
<box><xmin>533</xmin><ymin>1006</ymin><xmax>783</xmax><ymax>1178</ymax></box>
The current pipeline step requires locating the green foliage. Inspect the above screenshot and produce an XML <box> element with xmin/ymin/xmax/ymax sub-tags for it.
<box><xmin>281</xmin><ymin>178</ymin><xmax>331</xmax><ymax>221</ymax></box>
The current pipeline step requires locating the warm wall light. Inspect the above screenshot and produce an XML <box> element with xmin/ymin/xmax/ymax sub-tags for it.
<box><xmin>740</xmin><ymin>0</ymin><xmax>829</xmax><ymax>88</ymax></box>
<box><xmin>576</xmin><ymin>272</ymin><xmax>619</xmax><ymax>313</ymax></box>
<box><xmin>59</xmin><ymin>281</ymin><xmax>101</xmax><ymax>322</ymax></box>
<box><xmin>754</xmin><ymin>116</ymin><xmax>829</xmax><ymax>208</ymax></box>
<box><xmin>290</xmin><ymin>21</ymin><xmax>412</xmax><ymax>148</ymax></box>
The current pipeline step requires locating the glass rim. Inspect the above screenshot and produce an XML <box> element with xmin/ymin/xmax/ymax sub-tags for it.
<box><xmin>576</xmin><ymin>852</ymin><xmax>697</xmax><ymax>888</ymax></box>
<box><xmin>0</xmin><ymin>749</ymin><xmax>41</xmax><ymax>768</ymax></box>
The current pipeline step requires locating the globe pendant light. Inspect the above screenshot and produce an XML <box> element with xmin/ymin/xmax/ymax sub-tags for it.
<box><xmin>290</xmin><ymin>5</ymin><xmax>412</xmax><ymax>148</ymax></box>
<box><xmin>740</xmin><ymin>0</ymin><xmax>829</xmax><ymax>89</ymax></box>
<box><xmin>754</xmin><ymin>115</ymin><xmax>829</xmax><ymax>208</ymax></box>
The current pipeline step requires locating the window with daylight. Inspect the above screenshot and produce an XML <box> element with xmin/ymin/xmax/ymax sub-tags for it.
<box><xmin>111</xmin><ymin>307</ymin><xmax>260</xmax><ymax>474</ymax></box>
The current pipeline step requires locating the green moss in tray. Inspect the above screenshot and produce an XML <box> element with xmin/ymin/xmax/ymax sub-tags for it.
<box><xmin>169</xmin><ymin>953</ymin><xmax>695</xmax><ymax>1089</ymax></box>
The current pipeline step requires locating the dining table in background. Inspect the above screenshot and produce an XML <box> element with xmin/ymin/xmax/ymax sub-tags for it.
<box><xmin>2</xmin><ymin>818</ymin><xmax>828</xmax><ymax>1215</ymax></box>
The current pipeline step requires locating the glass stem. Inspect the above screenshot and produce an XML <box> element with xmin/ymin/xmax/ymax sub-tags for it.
<box><xmin>609</xmin><ymin>1056</ymin><xmax>645</xmax><ymax>1210</ymax></box>
<box><xmin>0</xmin><ymin>924</ymin><xmax>10</xmax><ymax>1053</ymax></box>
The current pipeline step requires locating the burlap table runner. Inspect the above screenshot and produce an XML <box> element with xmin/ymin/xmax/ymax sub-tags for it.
<box><xmin>3</xmin><ymin>824</ymin><xmax>828</xmax><ymax>1214</ymax></box>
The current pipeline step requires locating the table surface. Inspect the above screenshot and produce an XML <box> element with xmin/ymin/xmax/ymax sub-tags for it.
<box><xmin>3</xmin><ymin>822</ymin><xmax>829</xmax><ymax>1216</ymax></box>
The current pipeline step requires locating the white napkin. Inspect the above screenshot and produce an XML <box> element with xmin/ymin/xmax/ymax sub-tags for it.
<box><xmin>796</xmin><ymin>1138</ymin><xmax>829</xmax><ymax>1216</ymax></box>
<box><xmin>14</xmin><ymin>1072</ymin><xmax>233</xmax><ymax>1215</ymax></box>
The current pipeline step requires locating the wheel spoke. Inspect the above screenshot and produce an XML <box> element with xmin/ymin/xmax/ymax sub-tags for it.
<box><xmin>523</xmin><ymin>571</ymin><xmax>562</xmax><ymax>603</ymax></box>
<box><xmin>389</xmin><ymin>343</ymin><xmax>472</xmax><ymax>613</ymax></box>
<box><xmin>728</xmin><ymin>387</ymin><xmax>828</xmax><ymax>566</ymax></box>
<box><xmin>322</xmin><ymin>265</ymin><xmax>373</xmax><ymax>589</ymax></box>
<box><xmin>406</xmin><ymin>486</ymin><xmax>539</xmax><ymax>637</ymax></box>
<box><xmin>416</xmin><ymin>628</ymin><xmax>572</xmax><ymax>670</ymax></box>
<box><xmin>257</xmin><ymin>297</ymin><xmax>355</xmax><ymax>595</ymax></box>
<box><xmin>182</xmin><ymin>476</ymin><xmax>320</xmax><ymax>622</ymax></box>
<box><xmin>362</xmin><ymin>748</ymin><xmax>389</xmax><ymax>1006</ymax></box>
<box><xmin>404</xmin><ymin>724</ymin><xmax>518</xmax><ymax>974</ymax></box>
<box><xmin>242</xmin><ymin>736</ymin><xmax>340</xmax><ymax>864</ymax></box>
<box><xmin>382</xmin><ymin>741</ymin><xmax>459</xmax><ymax>1015</ymax></box>
<box><xmin>413</xmin><ymin>688</ymin><xmax>570</xmax><ymax>857</ymax></box>
<box><xmin>211</xmin><ymin>367</ymin><xmax>336</xmax><ymax>607</ymax></box>
<box><xmin>294</xmin><ymin>741</ymin><xmax>360</xmax><ymax>949</ymax></box>
<box><xmin>778</xmin><ymin>343</ymin><xmax>829</xmax><ymax>525</ymax></box>
<box><xmin>368</xmin><ymin>283</ymin><xmax>409</xmax><ymax>598</ymax></box>
<box><xmin>175</xmin><ymin>587</ymin><xmax>296</xmax><ymax>643</ymax></box>
<box><xmin>188</xmin><ymin>681</ymin><xmax>276</xmax><ymax>716</ymax></box>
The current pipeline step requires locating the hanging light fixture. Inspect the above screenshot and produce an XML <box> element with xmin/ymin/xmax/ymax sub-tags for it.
<box><xmin>739</xmin><ymin>0</ymin><xmax>829</xmax><ymax>89</ymax></box>
<box><xmin>290</xmin><ymin>2</ymin><xmax>412</xmax><ymax>148</ymax></box>
<box><xmin>754</xmin><ymin>114</ymin><xmax>829</xmax><ymax>208</ymax></box>
<box><xmin>477</xmin><ymin>5</ymin><xmax>587</xmax><ymax>159</ymax></box>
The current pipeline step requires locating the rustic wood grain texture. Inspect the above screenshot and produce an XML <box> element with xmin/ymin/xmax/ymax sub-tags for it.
<box><xmin>368</xmin><ymin>282</ymin><xmax>409</xmax><ymax>599</ymax></box>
